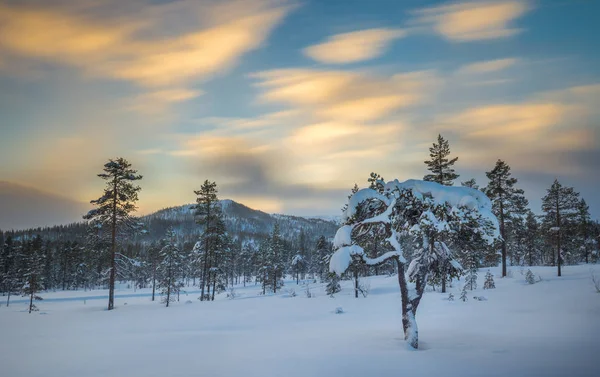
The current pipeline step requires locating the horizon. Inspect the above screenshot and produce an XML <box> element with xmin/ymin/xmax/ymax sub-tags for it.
<box><xmin>1</xmin><ymin>0</ymin><xmax>599</xmax><ymax>229</ymax></box>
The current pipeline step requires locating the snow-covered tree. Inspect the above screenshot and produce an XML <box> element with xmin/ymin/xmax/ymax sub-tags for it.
<box><xmin>84</xmin><ymin>157</ymin><xmax>142</xmax><ymax>310</ymax></box>
<box><xmin>325</xmin><ymin>272</ymin><xmax>341</xmax><ymax>297</ymax></box>
<box><xmin>525</xmin><ymin>269</ymin><xmax>535</xmax><ymax>284</ymax></box>
<box><xmin>483</xmin><ymin>271</ymin><xmax>495</xmax><ymax>289</ymax></box>
<box><xmin>484</xmin><ymin>159</ymin><xmax>528</xmax><ymax>277</ymax></box>
<box><xmin>330</xmin><ymin>179</ymin><xmax>499</xmax><ymax>348</ymax></box>
<box><xmin>157</xmin><ymin>228</ymin><xmax>182</xmax><ymax>307</ymax></box>
<box><xmin>291</xmin><ymin>253</ymin><xmax>305</xmax><ymax>284</ymax></box>
<box><xmin>1</xmin><ymin>235</ymin><xmax>20</xmax><ymax>307</ymax></box>
<box><xmin>577</xmin><ymin>199</ymin><xmax>593</xmax><ymax>264</ymax></box>
<box><xmin>423</xmin><ymin>134</ymin><xmax>459</xmax><ymax>186</ymax></box>
<box><xmin>192</xmin><ymin>180</ymin><xmax>223</xmax><ymax>301</ymax></box>
<box><xmin>541</xmin><ymin>179</ymin><xmax>580</xmax><ymax>277</ymax></box>
<box><xmin>461</xmin><ymin>178</ymin><xmax>479</xmax><ymax>190</ymax></box>
<box><xmin>459</xmin><ymin>285</ymin><xmax>468</xmax><ymax>302</ymax></box>
<box><xmin>21</xmin><ymin>236</ymin><xmax>45</xmax><ymax>313</ymax></box>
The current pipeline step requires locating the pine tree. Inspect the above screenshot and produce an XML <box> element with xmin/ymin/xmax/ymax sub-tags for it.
<box><xmin>21</xmin><ymin>236</ymin><xmax>45</xmax><ymax>313</ymax></box>
<box><xmin>84</xmin><ymin>157</ymin><xmax>142</xmax><ymax>310</ymax></box>
<box><xmin>525</xmin><ymin>269</ymin><xmax>535</xmax><ymax>284</ymax></box>
<box><xmin>192</xmin><ymin>180</ymin><xmax>221</xmax><ymax>301</ymax></box>
<box><xmin>325</xmin><ymin>272</ymin><xmax>341</xmax><ymax>297</ymax></box>
<box><xmin>1</xmin><ymin>235</ymin><xmax>20</xmax><ymax>307</ymax></box>
<box><xmin>484</xmin><ymin>159</ymin><xmax>528</xmax><ymax>277</ymax></box>
<box><xmin>266</xmin><ymin>223</ymin><xmax>284</xmax><ymax>293</ymax></box>
<box><xmin>524</xmin><ymin>211</ymin><xmax>540</xmax><ymax>266</ymax></box>
<box><xmin>541</xmin><ymin>179</ymin><xmax>580</xmax><ymax>277</ymax></box>
<box><xmin>577</xmin><ymin>199</ymin><xmax>592</xmax><ymax>264</ymax></box>
<box><xmin>461</xmin><ymin>178</ymin><xmax>479</xmax><ymax>190</ymax></box>
<box><xmin>483</xmin><ymin>270</ymin><xmax>495</xmax><ymax>289</ymax></box>
<box><xmin>423</xmin><ymin>134</ymin><xmax>459</xmax><ymax>186</ymax></box>
<box><xmin>460</xmin><ymin>285</ymin><xmax>468</xmax><ymax>302</ymax></box>
<box><xmin>465</xmin><ymin>262</ymin><xmax>478</xmax><ymax>291</ymax></box>
<box><xmin>157</xmin><ymin>228</ymin><xmax>182</xmax><ymax>307</ymax></box>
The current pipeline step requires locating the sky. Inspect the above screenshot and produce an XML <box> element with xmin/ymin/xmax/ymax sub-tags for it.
<box><xmin>0</xmin><ymin>0</ymin><xmax>599</xmax><ymax>229</ymax></box>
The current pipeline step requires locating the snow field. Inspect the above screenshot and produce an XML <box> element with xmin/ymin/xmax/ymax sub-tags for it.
<box><xmin>1</xmin><ymin>264</ymin><xmax>599</xmax><ymax>377</ymax></box>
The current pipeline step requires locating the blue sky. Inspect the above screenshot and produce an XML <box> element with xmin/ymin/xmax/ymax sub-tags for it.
<box><xmin>0</xmin><ymin>0</ymin><xmax>599</xmax><ymax>225</ymax></box>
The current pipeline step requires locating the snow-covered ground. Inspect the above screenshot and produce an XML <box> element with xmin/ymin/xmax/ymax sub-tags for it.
<box><xmin>1</xmin><ymin>265</ymin><xmax>599</xmax><ymax>377</ymax></box>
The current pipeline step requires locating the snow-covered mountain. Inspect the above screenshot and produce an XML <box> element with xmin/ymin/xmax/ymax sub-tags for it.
<box><xmin>141</xmin><ymin>199</ymin><xmax>338</xmax><ymax>245</ymax></box>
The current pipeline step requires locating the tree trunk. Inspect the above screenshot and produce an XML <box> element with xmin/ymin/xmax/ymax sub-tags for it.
<box><xmin>397</xmin><ymin>260</ymin><xmax>418</xmax><ymax>349</ymax></box>
<box><xmin>151</xmin><ymin>268</ymin><xmax>156</xmax><ymax>302</ymax></box>
<box><xmin>499</xmin><ymin>197</ymin><xmax>507</xmax><ymax>277</ymax></box>
<box><xmin>556</xmin><ymin>198</ymin><xmax>562</xmax><ymax>277</ymax></box>
<box><xmin>6</xmin><ymin>289</ymin><xmax>10</xmax><ymax>307</ymax></box>
<box><xmin>354</xmin><ymin>268</ymin><xmax>359</xmax><ymax>298</ymax></box>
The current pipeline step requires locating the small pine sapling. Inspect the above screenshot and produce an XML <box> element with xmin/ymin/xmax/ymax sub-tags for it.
<box><xmin>460</xmin><ymin>286</ymin><xmax>468</xmax><ymax>302</ymax></box>
<box><xmin>448</xmin><ymin>292</ymin><xmax>454</xmax><ymax>301</ymax></box>
<box><xmin>525</xmin><ymin>269</ymin><xmax>535</xmax><ymax>284</ymax></box>
<box><xmin>325</xmin><ymin>272</ymin><xmax>341</xmax><ymax>297</ymax></box>
<box><xmin>483</xmin><ymin>270</ymin><xmax>496</xmax><ymax>289</ymax></box>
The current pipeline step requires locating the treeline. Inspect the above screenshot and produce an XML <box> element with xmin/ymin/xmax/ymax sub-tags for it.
<box><xmin>1</xmin><ymin>135</ymin><xmax>599</xmax><ymax>312</ymax></box>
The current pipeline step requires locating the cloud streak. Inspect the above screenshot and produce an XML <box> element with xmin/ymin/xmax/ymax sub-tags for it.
<box><xmin>412</xmin><ymin>1</ymin><xmax>531</xmax><ymax>42</ymax></box>
<box><xmin>303</xmin><ymin>28</ymin><xmax>406</xmax><ymax>64</ymax></box>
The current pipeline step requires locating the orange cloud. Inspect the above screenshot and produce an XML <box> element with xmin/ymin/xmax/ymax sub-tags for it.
<box><xmin>251</xmin><ymin>68</ymin><xmax>433</xmax><ymax>122</ymax></box>
<box><xmin>0</xmin><ymin>0</ymin><xmax>294</xmax><ymax>102</ymax></box>
<box><xmin>303</xmin><ymin>28</ymin><xmax>406</xmax><ymax>64</ymax></box>
<box><xmin>412</xmin><ymin>1</ymin><xmax>531</xmax><ymax>42</ymax></box>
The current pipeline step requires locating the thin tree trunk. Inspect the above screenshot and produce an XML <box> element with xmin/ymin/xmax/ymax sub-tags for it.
<box><xmin>499</xmin><ymin>196</ymin><xmax>507</xmax><ymax>277</ymax></box>
<box><xmin>354</xmin><ymin>268</ymin><xmax>359</xmax><ymax>298</ymax></box>
<box><xmin>556</xmin><ymin>198</ymin><xmax>562</xmax><ymax>277</ymax></box>
<box><xmin>108</xmin><ymin>178</ymin><xmax>118</xmax><ymax>311</ymax></box>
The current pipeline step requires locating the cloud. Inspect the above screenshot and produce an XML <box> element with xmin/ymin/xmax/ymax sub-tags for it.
<box><xmin>412</xmin><ymin>1</ymin><xmax>531</xmax><ymax>42</ymax></box>
<box><xmin>0</xmin><ymin>0</ymin><xmax>294</xmax><ymax>104</ymax></box>
<box><xmin>457</xmin><ymin>58</ymin><xmax>519</xmax><ymax>74</ymax></box>
<box><xmin>251</xmin><ymin>68</ymin><xmax>436</xmax><ymax>122</ymax></box>
<box><xmin>303</xmin><ymin>28</ymin><xmax>406</xmax><ymax>64</ymax></box>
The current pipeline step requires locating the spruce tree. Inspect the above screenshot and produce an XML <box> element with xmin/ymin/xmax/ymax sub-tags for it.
<box><xmin>577</xmin><ymin>199</ymin><xmax>592</xmax><ymax>264</ymax></box>
<box><xmin>1</xmin><ymin>235</ymin><xmax>20</xmax><ymax>306</ymax></box>
<box><xmin>541</xmin><ymin>179</ymin><xmax>580</xmax><ymax>277</ymax></box>
<box><xmin>157</xmin><ymin>228</ymin><xmax>182</xmax><ymax>307</ymax></box>
<box><xmin>325</xmin><ymin>272</ymin><xmax>341</xmax><ymax>297</ymax></box>
<box><xmin>483</xmin><ymin>270</ymin><xmax>495</xmax><ymax>289</ymax></box>
<box><xmin>461</xmin><ymin>178</ymin><xmax>479</xmax><ymax>190</ymax></box>
<box><xmin>84</xmin><ymin>157</ymin><xmax>142</xmax><ymax>310</ymax></box>
<box><xmin>21</xmin><ymin>236</ymin><xmax>45</xmax><ymax>313</ymax></box>
<box><xmin>524</xmin><ymin>211</ymin><xmax>540</xmax><ymax>266</ymax></box>
<box><xmin>192</xmin><ymin>180</ymin><xmax>221</xmax><ymax>301</ymax></box>
<box><xmin>423</xmin><ymin>134</ymin><xmax>459</xmax><ymax>186</ymax></box>
<box><xmin>484</xmin><ymin>159</ymin><xmax>528</xmax><ymax>277</ymax></box>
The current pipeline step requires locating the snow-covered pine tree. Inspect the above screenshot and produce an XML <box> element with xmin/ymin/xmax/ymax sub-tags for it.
<box><xmin>266</xmin><ymin>223</ymin><xmax>284</xmax><ymax>293</ymax></box>
<box><xmin>330</xmin><ymin>179</ymin><xmax>499</xmax><ymax>348</ymax></box>
<box><xmin>315</xmin><ymin>235</ymin><xmax>330</xmax><ymax>281</ymax></box>
<box><xmin>577</xmin><ymin>199</ymin><xmax>593</xmax><ymax>264</ymax></box>
<box><xmin>20</xmin><ymin>236</ymin><xmax>45</xmax><ymax>313</ymax></box>
<box><xmin>461</xmin><ymin>178</ymin><xmax>479</xmax><ymax>190</ymax></box>
<box><xmin>483</xmin><ymin>270</ymin><xmax>495</xmax><ymax>289</ymax></box>
<box><xmin>525</xmin><ymin>269</ymin><xmax>535</xmax><ymax>284</ymax></box>
<box><xmin>423</xmin><ymin>134</ymin><xmax>459</xmax><ymax>186</ymax></box>
<box><xmin>1</xmin><ymin>235</ymin><xmax>20</xmax><ymax>307</ymax></box>
<box><xmin>84</xmin><ymin>157</ymin><xmax>142</xmax><ymax>310</ymax></box>
<box><xmin>524</xmin><ymin>211</ymin><xmax>540</xmax><ymax>266</ymax></box>
<box><xmin>423</xmin><ymin>136</ymin><xmax>460</xmax><ymax>293</ymax></box>
<box><xmin>157</xmin><ymin>228</ymin><xmax>182</xmax><ymax>307</ymax></box>
<box><xmin>460</xmin><ymin>285</ymin><xmax>468</xmax><ymax>302</ymax></box>
<box><xmin>541</xmin><ymin>179</ymin><xmax>580</xmax><ymax>277</ymax></box>
<box><xmin>465</xmin><ymin>261</ymin><xmax>477</xmax><ymax>291</ymax></box>
<box><xmin>291</xmin><ymin>253</ymin><xmax>304</xmax><ymax>284</ymax></box>
<box><xmin>325</xmin><ymin>272</ymin><xmax>341</xmax><ymax>297</ymax></box>
<box><xmin>191</xmin><ymin>180</ymin><xmax>221</xmax><ymax>301</ymax></box>
<box><xmin>484</xmin><ymin>159</ymin><xmax>528</xmax><ymax>278</ymax></box>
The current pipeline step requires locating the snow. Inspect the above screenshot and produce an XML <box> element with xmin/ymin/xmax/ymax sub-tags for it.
<box><xmin>333</xmin><ymin>225</ymin><xmax>353</xmax><ymax>248</ymax></box>
<box><xmin>1</xmin><ymin>265</ymin><xmax>599</xmax><ymax>377</ymax></box>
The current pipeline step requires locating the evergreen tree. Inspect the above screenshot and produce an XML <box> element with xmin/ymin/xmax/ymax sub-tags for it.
<box><xmin>541</xmin><ymin>179</ymin><xmax>580</xmax><ymax>277</ymax></box>
<box><xmin>483</xmin><ymin>270</ymin><xmax>495</xmax><ymax>289</ymax></box>
<box><xmin>577</xmin><ymin>199</ymin><xmax>593</xmax><ymax>264</ymax></box>
<box><xmin>461</xmin><ymin>178</ymin><xmax>479</xmax><ymax>190</ymax></box>
<box><xmin>84</xmin><ymin>157</ymin><xmax>142</xmax><ymax>310</ymax></box>
<box><xmin>265</xmin><ymin>223</ymin><xmax>284</xmax><ymax>293</ymax></box>
<box><xmin>191</xmin><ymin>180</ymin><xmax>221</xmax><ymax>301</ymax></box>
<box><xmin>157</xmin><ymin>228</ymin><xmax>182</xmax><ymax>307</ymax></box>
<box><xmin>423</xmin><ymin>134</ymin><xmax>459</xmax><ymax>186</ymax></box>
<box><xmin>484</xmin><ymin>159</ymin><xmax>528</xmax><ymax>277</ymax></box>
<box><xmin>325</xmin><ymin>272</ymin><xmax>341</xmax><ymax>297</ymax></box>
<box><xmin>524</xmin><ymin>211</ymin><xmax>540</xmax><ymax>266</ymax></box>
<box><xmin>460</xmin><ymin>285</ymin><xmax>468</xmax><ymax>302</ymax></box>
<box><xmin>525</xmin><ymin>269</ymin><xmax>535</xmax><ymax>284</ymax></box>
<box><xmin>1</xmin><ymin>235</ymin><xmax>20</xmax><ymax>307</ymax></box>
<box><xmin>21</xmin><ymin>236</ymin><xmax>45</xmax><ymax>313</ymax></box>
